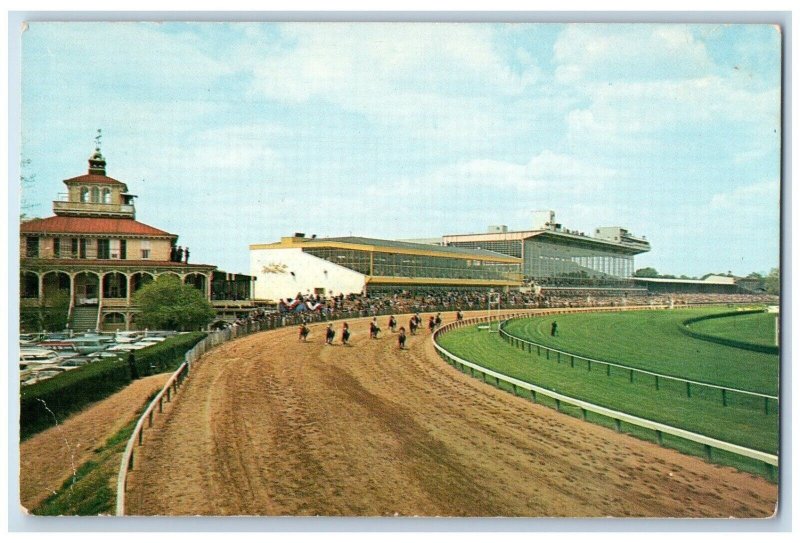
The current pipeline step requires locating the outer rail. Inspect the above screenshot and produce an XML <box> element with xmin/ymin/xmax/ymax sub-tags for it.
<box><xmin>432</xmin><ymin>314</ymin><xmax>778</xmax><ymax>477</ymax></box>
<box><xmin>497</xmin><ymin>317</ymin><xmax>778</xmax><ymax>408</ymax></box>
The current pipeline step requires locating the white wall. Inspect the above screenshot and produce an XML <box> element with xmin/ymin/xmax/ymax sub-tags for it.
<box><xmin>250</xmin><ymin>247</ymin><xmax>366</xmax><ymax>302</ymax></box>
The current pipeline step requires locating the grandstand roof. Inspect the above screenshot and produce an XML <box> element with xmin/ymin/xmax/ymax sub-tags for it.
<box><xmin>251</xmin><ymin>235</ymin><xmax>521</xmax><ymax>262</ymax></box>
<box><xmin>443</xmin><ymin>228</ymin><xmax>650</xmax><ymax>255</ymax></box>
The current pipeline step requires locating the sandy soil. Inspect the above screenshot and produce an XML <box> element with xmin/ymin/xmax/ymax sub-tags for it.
<box><xmin>120</xmin><ymin>312</ymin><xmax>777</xmax><ymax>517</ymax></box>
<box><xmin>19</xmin><ymin>372</ymin><xmax>171</xmax><ymax>511</ymax></box>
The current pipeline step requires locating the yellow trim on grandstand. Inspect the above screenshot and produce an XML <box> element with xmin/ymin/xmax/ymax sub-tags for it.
<box><xmin>250</xmin><ymin>238</ymin><xmax>521</xmax><ymax>264</ymax></box>
<box><xmin>366</xmin><ymin>276</ymin><xmax>522</xmax><ymax>287</ymax></box>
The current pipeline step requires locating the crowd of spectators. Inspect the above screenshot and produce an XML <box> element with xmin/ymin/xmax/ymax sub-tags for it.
<box><xmin>213</xmin><ymin>289</ymin><xmax>777</xmax><ymax>328</ymax></box>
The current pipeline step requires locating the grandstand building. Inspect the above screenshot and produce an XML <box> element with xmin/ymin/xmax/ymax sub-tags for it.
<box><xmin>442</xmin><ymin>211</ymin><xmax>650</xmax><ymax>287</ymax></box>
<box><xmin>250</xmin><ymin>234</ymin><xmax>523</xmax><ymax>301</ymax></box>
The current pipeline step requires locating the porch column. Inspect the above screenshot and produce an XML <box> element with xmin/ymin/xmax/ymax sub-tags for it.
<box><xmin>38</xmin><ymin>273</ymin><xmax>45</xmax><ymax>304</ymax></box>
<box><xmin>98</xmin><ymin>272</ymin><xmax>105</xmax><ymax>305</ymax></box>
<box><xmin>206</xmin><ymin>273</ymin><xmax>212</xmax><ymax>300</ymax></box>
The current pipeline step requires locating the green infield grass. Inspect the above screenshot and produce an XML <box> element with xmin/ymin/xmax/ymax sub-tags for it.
<box><xmin>689</xmin><ymin>311</ymin><xmax>779</xmax><ymax>348</ymax></box>
<box><xmin>436</xmin><ymin>311</ymin><xmax>778</xmax><ymax>458</ymax></box>
<box><xmin>501</xmin><ymin>308</ymin><xmax>778</xmax><ymax>395</ymax></box>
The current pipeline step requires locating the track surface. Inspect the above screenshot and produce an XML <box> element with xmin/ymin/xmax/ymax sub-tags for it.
<box><xmin>125</xmin><ymin>312</ymin><xmax>777</xmax><ymax>517</ymax></box>
<box><xmin>19</xmin><ymin>372</ymin><xmax>170</xmax><ymax>511</ymax></box>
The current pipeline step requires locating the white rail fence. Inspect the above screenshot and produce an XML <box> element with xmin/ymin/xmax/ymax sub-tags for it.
<box><xmin>497</xmin><ymin>317</ymin><xmax>779</xmax><ymax>414</ymax></box>
<box><xmin>431</xmin><ymin>312</ymin><xmax>779</xmax><ymax>480</ymax></box>
<box><xmin>115</xmin><ymin>320</ymin><xmax>270</xmax><ymax>516</ymax></box>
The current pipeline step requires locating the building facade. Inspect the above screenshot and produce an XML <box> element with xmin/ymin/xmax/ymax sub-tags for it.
<box><xmin>442</xmin><ymin>213</ymin><xmax>650</xmax><ymax>285</ymax></box>
<box><xmin>19</xmin><ymin>147</ymin><xmax>253</xmax><ymax>331</ymax></box>
<box><xmin>250</xmin><ymin>234</ymin><xmax>523</xmax><ymax>301</ymax></box>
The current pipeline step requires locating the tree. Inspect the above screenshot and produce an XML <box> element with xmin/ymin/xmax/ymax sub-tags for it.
<box><xmin>765</xmin><ymin>267</ymin><xmax>780</xmax><ymax>296</ymax></box>
<box><xmin>133</xmin><ymin>275</ymin><xmax>215</xmax><ymax>331</ymax></box>
<box><xmin>633</xmin><ymin>267</ymin><xmax>659</xmax><ymax>278</ymax></box>
<box><xmin>41</xmin><ymin>290</ymin><xmax>71</xmax><ymax>332</ymax></box>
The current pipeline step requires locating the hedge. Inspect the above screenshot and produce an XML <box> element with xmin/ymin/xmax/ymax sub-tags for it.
<box><xmin>20</xmin><ymin>332</ymin><xmax>206</xmax><ymax>441</ymax></box>
<box><xmin>679</xmin><ymin>310</ymin><xmax>779</xmax><ymax>355</ymax></box>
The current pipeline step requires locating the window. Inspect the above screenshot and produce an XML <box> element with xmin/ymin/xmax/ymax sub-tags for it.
<box><xmin>79</xmin><ymin>239</ymin><xmax>87</xmax><ymax>259</ymax></box>
<box><xmin>110</xmin><ymin>239</ymin><xmax>120</xmax><ymax>259</ymax></box>
<box><xmin>91</xmin><ymin>187</ymin><xmax>100</xmax><ymax>203</ymax></box>
<box><xmin>140</xmin><ymin>240</ymin><xmax>151</xmax><ymax>259</ymax></box>
<box><xmin>97</xmin><ymin>239</ymin><xmax>110</xmax><ymax>259</ymax></box>
<box><xmin>102</xmin><ymin>188</ymin><xmax>111</xmax><ymax>204</ymax></box>
<box><xmin>53</xmin><ymin>238</ymin><xmax>61</xmax><ymax>257</ymax></box>
<box><xmin>141</xmin><ymin>249</ymin><xmax>151</xmax><ymax>259</ymax></box>
<box><xmin>80</xmin><ymin>187</ymin><xmax>89</xmax><ymax>203</ymax></box>
<box><xmin>71</xmin><ymin>238</ymin><xmax>79</xmax><ymax>258</ymax></box>
<box><xmin>120</xmin><ymin>239</ymin><xmax>127</xmax><ymax>259</ymax></box>
<box><xmin>25</xmin><ymin>236</ymin><xmax>39</xmax><ymax>258</ymax></box>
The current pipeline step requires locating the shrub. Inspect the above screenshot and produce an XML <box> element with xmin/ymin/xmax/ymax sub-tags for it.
<box><xmin>20</xmin><ymin>332</ymin><xmax>206</xmax><ymax>440</ymax></box>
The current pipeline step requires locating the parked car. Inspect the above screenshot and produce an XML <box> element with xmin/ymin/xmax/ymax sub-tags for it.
<box><xmin>86</xmin><ymin>351</ymin><xmax>123</xmax><ymax>359</ymax></box>
<box><xmin>64</xmin><ymin>336</ymin><xmax>112</xmax><ymax>354</ymax></box>
<box><xmin>19</xmin><ymin>348</ymin><xmax>64</xmax><ymax>368</ymax></box>
<box><xmin>107</xmin><ymin>343</ymin><xmax>140</xmax><ymax>352</ymax></box>
<box><xmin>114</xmin><ymin>331</ymin><xmax>143</xmax><ymax>344</ymax></box>
<box><xmin>35</xmin><ymin>340</ymin><xmax>81</xmax><ymax>358</ymax></box>
<box><xmin>60</xmin><ymin>357</ymin><xmax>92</xmax><ymax>367</ymax></box>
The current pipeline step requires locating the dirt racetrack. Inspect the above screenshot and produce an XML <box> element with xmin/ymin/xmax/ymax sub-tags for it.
<box><xmin>20</xmin><ymin>372</ymin><xmax>171</xmax><ymax>511</ymax></box>
<box><xmin>124</xmin><ymin>312</ymin><xmax>778</xmax><ymax>517</ymax></box>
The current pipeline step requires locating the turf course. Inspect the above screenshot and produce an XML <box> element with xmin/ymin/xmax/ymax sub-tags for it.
<box><xmin>502</xmin><ymin>308</ymin><xmax>778</xmax><ymax>395</ymax></box>
<box><xmin>689</xmin><ymin>311</ymin><xmax>778</xmax><ymax>349</ymax></box>
<box><xmin>437</xmin><ymin>308</ymin><xmax>778</xmax><ymax>457</ymax></box>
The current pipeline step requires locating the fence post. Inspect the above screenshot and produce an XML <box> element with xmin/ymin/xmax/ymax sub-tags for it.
<box><xmin>629</xmin><ymin>369</ymin><xmax>634</xmax><ymax>383</ymax></box>
<box><xmin>587</xmin><ymin>360</ymin><xmax>591</xmax><ymax>372</ymax></box>
<box><xmin>656</xmin><ymin>430</ymin><xmax>663</xmax><ymax>446</ymax></box>
<box><xmin>655</xmin><ymin>376</ymin><xmax>659</xmax><ymax>390</ymax></box>
<box><xmin>606</xmin><ymin>364</ymin><xmax>610</xmax><ymax>377</ymax></box>
<box><xmin>614</xmin><ymin>419</ymin><xmax>621</xmax><ymax>432</ymax></box>
<box><xmin>686</xmin><ymin>382</ymin><xmax>691</xmax><ymax>398</ymax></box>
<box><xmin>571</xmin><ymin>355</ymin><xmax>574</xmax><ymax>368</ymax></box>
<box><xmin>530</xmin><ymin>390</ymin><xmax>536</xmax><ymax>403</ymax></box>
<box><xmin>764</xmin><ymin>397</ymin><xmax>769</xmax><ymax>415</ymax></box>
<box><xmin>555</xmin><ymin>398</ymin><xmax>560</xmax><ymax>411</ymax></box>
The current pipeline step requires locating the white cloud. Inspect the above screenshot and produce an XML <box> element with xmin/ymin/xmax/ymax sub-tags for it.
<box><xmin>565</xmin><ymin>77</ymin><xmax>780</xmax><ymax>149</ymax></box>
<box><xmin>710</xmin><ymin>180</ymin><xmax>779</xmax><ymax>210</ymax></box>
<box><xmin>244</xmin><ymin>23</ymin><xmax>539</xmax><ymax>141</ymax></box>
<box><xmin>367</xmin><ymin>150</ymin><xmax>616</xmax><ymax>198</ymax></box>
<box><xmin>554</xmin><ymin>25</ymin><xmax>713</xmax><ymax>83</ymax></box>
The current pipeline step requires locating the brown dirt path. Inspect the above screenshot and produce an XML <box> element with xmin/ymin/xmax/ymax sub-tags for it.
<box><xmin>19</xmin><ymin>372</ymin><xmax>171</xmax><ymax>511</ymax></box>
<box><xmin>124</xmin><ymin>312</ymin><xmax>778</xmax><ymax>517</ymax></box>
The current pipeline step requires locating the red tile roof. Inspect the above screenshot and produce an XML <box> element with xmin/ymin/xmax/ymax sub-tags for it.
<box><xmin>20</xmin><ymin>216</ymin><xmax>176</xmax><ymax>237</ymax></box>
<box><xmin>63</xmin><ymin>174</ymin><xmax>128</xmax><ymax>189</ymax></box>
<box><xmin>24</xmin><ymin>258</ymin><xmax>215</xmax><ymax>269</ymax></box>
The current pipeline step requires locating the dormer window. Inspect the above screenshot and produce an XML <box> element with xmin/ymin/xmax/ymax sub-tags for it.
<box><xmin>80</xmin><ymin>187</ymin><xmax>89</xmax><ymax>203</ymax></box>
<box><xmin>102</xmin><ymin>188</ymin><xmax>111</xmax><ymax>204</ymax></box>
<box><xmin>91</xmin><ymin>187</ymin><xmax>100</xmax><ymax>203</ymax></box>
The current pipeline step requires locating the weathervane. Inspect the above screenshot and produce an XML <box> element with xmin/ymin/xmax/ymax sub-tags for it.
<box><xmin>95</xmin><ymin>128</ymin><xmax>102</xmax><ymax>151</ymax></box>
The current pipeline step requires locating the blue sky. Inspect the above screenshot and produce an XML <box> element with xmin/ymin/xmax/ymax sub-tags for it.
<box><xmin>19</xmin><ymin>22</ymin><xmax>781</xmax><ymax>277</ymax></box>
